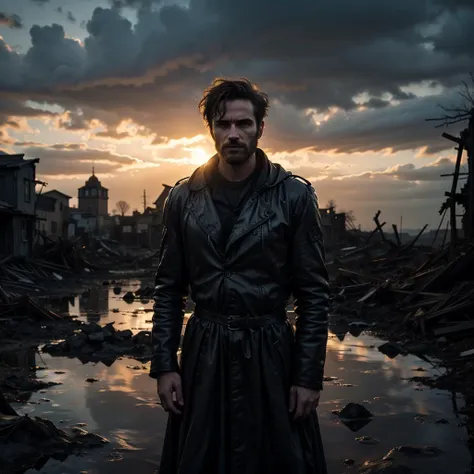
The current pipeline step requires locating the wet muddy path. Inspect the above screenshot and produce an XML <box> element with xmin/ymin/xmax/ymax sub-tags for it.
<box><xmin>4</xmin><ymin>279</ymin><xmax>472</xmax><ymax>473</ymax></box>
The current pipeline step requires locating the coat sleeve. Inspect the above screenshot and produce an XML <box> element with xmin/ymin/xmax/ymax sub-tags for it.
<box><xmin>149</xmin><ymin>187</ymin><xmax>188</xmax><ymax>379</ymax></box>
<box><xmin>290</xmin><ymin>183</ymin><xmax>330</xmax><ymax>391</ymax></box>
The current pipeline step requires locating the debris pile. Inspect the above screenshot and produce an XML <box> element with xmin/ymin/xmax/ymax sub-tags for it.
<box><xmin>42</xmin><ymin>321</ymin><xmax>152</xmax><ymax>363</ymax></box>
<box><xmin>0</xmin><ymin>252</ymin><xmax>92</xmax><ymax>299</ymax></box>
<box><xmin>0</xmin><ymin>414</ymin><xmax>108</xmax><ymax>473</ymax></box>
<box><xmin>0</xmin><ymin>294</ymin><xmax>64</xmax><ymax>320</ymax></box>
<box><xmin>331</xmin><ymin>237</ymin><xmax>474</xmax><ymax>343</ymax></box>
<box><xmin>88</xmin><ymin>237</ymin><xmax>159</xmax><ymax>269</ymax></box>
<box><xmin>34</xmin><ymin>234</ymin><xmax>98</xmax><ymax>272</ymax></box>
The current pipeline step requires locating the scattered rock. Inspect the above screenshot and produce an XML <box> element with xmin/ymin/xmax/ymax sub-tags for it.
<box><xmin>41</xmin><ymin>322</ymin><xmax>152</xmax><ymax>362</ymax></box>
<box><xmin>123</xmin><ymin>292</ymin><xmax>135</xmax><ymax>302</ymax></box>
<box><xmin>378</xmin><ymin>342</ymin><xmax>405</xmax><ymax>359</ymax></box>
<box><xmin>337</xmin><ymin>403</ymin><xmax>373</xmax><ymax>420</ymax></box>
<box><xmin>343</xmin><ymin>458</ymin><xmax>355</xmax><ymax>466</ymax></box>
<box><xmin>113</xmin><ymin>287</ymin><xmax>122</xmax><ymax>295</ymax></box>
<box><xmin>334</xmin><ymin>402</ymin><xmax>373</xmax><ymax>432</ymax></box>
<box><xmin>86</xmin><ymin>378</ymin><xmax>99</xmax><ymax>383</ymax></box>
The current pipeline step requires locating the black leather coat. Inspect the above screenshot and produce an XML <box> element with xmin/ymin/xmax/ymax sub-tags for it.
<box><xmin>150</xmin><ymin>150</ymin><xmax>329</xmax><ymax>389</ymax></box>
<box><xmin>150</xmin><ymin>149</ymin><xmax>329</xmax><ymax>473</ymax></box>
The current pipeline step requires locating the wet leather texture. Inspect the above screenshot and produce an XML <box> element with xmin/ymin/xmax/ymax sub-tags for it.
<box><xmin>151</xmin><ymin>149</ymin><xmax>329</xmax><ymax>474</ymax></box>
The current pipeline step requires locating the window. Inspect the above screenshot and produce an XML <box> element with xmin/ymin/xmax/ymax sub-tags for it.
<box><xmin>24</xmin><ymin>178</ymin><xmax>31</xmax><ymax>203</ymax></box>
<box><xmin>59</xmin><ymin>202</ymin><xmax>63</xmax><ymax>211</ymax></box>
<box><xmin>51</xmin><ymin>221</ymin><xmax>58</xmax><ymax>234</ymax></box>
<box><xmin>21</xmin><ymin>220</ymin><xmax>27</xmax><ymax>241</ymax></box>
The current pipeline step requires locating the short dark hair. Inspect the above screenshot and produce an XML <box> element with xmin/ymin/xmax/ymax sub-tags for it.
<box><xmin>198</xmin><ymin>77</ymin><xmax>269</xmax><ymax>129</ymax></box>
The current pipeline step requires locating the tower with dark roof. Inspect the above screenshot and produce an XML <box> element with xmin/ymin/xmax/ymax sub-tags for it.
<box><xmin>78</xmin><ymin>167</ymin><xmax>108</xmax><ymax>217</ymax></box>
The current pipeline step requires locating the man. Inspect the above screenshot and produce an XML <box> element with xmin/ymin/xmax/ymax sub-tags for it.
<box><xmin>150</xmin><ymin>78</ymin><xmax>329</xmax><ymax>474</ymax></box>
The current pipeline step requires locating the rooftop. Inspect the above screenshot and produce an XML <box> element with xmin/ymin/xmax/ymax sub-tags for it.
<box><xmin>0</xmin><ymin>153</ymin><xmax>39</xmax><ymax>169</ymax></box>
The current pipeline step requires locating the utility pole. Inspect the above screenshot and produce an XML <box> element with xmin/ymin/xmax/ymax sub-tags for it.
<box><xmin>142</xmin><ymin>189</ymin><xmax>147</xmax><ymax>213</ymax></box>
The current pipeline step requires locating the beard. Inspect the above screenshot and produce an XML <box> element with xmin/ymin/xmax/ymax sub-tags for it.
<box><xmin>218</xmin><ymin>135</ymin><xmax>258</xmax><ymax>165</ymax></box>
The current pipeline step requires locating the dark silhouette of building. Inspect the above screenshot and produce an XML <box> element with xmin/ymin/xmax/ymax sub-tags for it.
<box><xmin>78</xmin><ymin>168</ymin><xmax>108</xmax><ymax>218</ymax></box>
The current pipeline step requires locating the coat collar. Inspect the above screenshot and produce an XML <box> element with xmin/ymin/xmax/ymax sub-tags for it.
<box><xmin>187</xmin><ymin>148</ymin><xmax>289</xmax><ymax>193</ymax></box>
<box><xmin>185</xmin><ymin>149</ymin><xmax>290</xmax><ymax>255</ymax></box>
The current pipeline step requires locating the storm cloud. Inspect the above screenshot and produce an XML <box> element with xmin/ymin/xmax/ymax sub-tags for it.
<box><xmin>0</xmin><ymin>12</ymin><xmax>22</xmax><ymax>28</ymax></box>
<box><xmin>0</xmin><ymin>0</ymin><xmax>472</xmax><ymax>156</ymax></box>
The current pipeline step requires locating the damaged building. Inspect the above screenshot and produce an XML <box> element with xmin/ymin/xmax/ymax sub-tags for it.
<box><xmin>0</xmin><ymin>153</ymin><xmax>39</xmax><ymax>258</ymax></box>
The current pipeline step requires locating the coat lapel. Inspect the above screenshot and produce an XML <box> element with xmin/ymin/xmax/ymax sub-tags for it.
<box><xmin>187</xmin><ymin>188</ymin><xmax>222</xmax><ymax>248</ymax></box>
<box><xmin>225</xmin><ymin>195</ymin><xmax>275</xmax><ymax>253</ymax></box>
<box><xmin>186</xmin><ymin>156</ymin><xmax>223</xmax><ymax>250</ymax></box>
<box><xmin>186</xmin><ymin>150</ymin><xmax>279</xmax><ymax>254</ymax></box>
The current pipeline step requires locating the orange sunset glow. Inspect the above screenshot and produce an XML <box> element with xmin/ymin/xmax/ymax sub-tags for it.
<box><xmin>0</xmin><ymin>1</ymin><xmax>472</xmax><ymax>230</ymax></box>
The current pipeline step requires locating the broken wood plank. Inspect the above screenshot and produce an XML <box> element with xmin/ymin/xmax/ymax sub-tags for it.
<box><xmin>434</xmin><ymin>321</ymin><xmax>474</xmax><ymax>337</ymax></box>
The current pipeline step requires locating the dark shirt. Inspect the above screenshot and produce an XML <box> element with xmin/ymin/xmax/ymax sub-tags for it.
<box><xmin>207</xmin><ymin>156</ymin><xmax>262</xmax><ymax>254</ymax></box>
<box><xmin>206</xmin><ymin>156</ymin><xmax>262</xmax><ymax>314</ymax></box>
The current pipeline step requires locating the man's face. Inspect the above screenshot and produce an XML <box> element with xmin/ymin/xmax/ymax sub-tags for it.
<box><xmin>211</xmin><ymin>99</ymin><xmax>264</xmax><ymax>165</ymax></box>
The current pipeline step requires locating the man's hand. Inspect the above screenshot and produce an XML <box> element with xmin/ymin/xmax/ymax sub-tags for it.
<box><xmin>289</xmin><ymin>385</ymin><xmax>320</xmax><ymax>420</ymax></box>
<box><xmin>157</xmin><ymin>372</ymin><xmax>184</xmax><ymax>415</ymax></box>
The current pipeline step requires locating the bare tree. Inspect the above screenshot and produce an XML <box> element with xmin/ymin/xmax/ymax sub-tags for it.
<box><xmin>326</xmin><ymin>199</ymin><xmax>336</xmax><ymax>210</ymax></box>
<box><xmin>115</xmin><ymin>200</ymin><xmax>130</xmax><ymax>216</ymax></box>
<box><xmin>426</xmin><ymin>72</ymin><xmax>474</xmax><ymax>127</ymax></box>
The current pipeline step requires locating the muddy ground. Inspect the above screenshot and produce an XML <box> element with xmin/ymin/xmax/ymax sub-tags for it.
<box><xmin>0</xmin><ymin>276</ymin><xmax>473</xmax><ymax>473</ymax></box>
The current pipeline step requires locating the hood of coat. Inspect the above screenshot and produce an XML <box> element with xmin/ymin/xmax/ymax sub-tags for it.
<box><xmin>187</xmin><ymin>148</ymin><xmax>291</xmax><ymax>193</ymax></box>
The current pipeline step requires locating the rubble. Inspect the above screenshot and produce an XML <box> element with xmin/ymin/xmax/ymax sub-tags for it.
<box><xmin>0</xmin><ymin>414</ymin><xmax>108</xmax><ymax>473</ymax></box>
<box><xmin>42</xmin><ymin>321</ymin><xmax>152</xmax><ymax>363</ymax></box>
<box><xmin>332</xmin><ymin>403</ymin><xmax>373</xmax><ymax>432</ymax></box>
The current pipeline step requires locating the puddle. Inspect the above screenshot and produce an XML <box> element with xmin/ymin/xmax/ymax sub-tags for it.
<box><xmin>3</xmin><ymin>281</ymin><xmax>472</xmax><ymax>473</ymax></box>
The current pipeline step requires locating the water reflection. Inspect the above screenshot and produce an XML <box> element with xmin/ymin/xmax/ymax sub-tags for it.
<box><xmin>3</xmin><ymin>282</ymin><xmax>471</xmax><ymax>473</ymax></box>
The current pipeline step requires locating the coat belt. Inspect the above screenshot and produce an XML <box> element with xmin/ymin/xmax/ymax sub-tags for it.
<box><xmin>193</xmin><ymin>307</ymin><xmax>287</xmax><ymax>330</ymax></box>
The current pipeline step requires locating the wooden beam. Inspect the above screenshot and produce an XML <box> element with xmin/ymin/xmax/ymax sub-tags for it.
<box><xmin>449</xmin><ymin>135</ymin><xmax>466</xmax><ymax>254</ymax></box>
<box><xmin>392</xmin><ymin>224</ymin><xmax>401</xmax><ymax>246</ymax></box>
<box><xmin>442</xmin><ymin>132</ymin><xmax>461</xmax><ymax>144</ymax></box>
<box><xmin>373</xmin><ymin>210</ymin><xmax>387</xmax><ymax>242</ymax></box>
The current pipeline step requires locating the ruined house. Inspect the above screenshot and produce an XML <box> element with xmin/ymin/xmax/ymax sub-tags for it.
<box><xmin>36</xmin><ymin>190</ymin><xmax>71</xmax><ymax>239</ymax></box>
<box><xmin>319</xmin><ymin>207</ymin><xmax>346</xmax><ymax>246</ymax></box>
<box><xmin>0</xmin><ymin>153</ymin><xmax>39</xmax><ymax>258</ymax></box>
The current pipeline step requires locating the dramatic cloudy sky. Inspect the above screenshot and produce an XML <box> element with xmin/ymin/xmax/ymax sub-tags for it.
<box><xmin>0</xmin><ymin>0</ymin><xmax>472</xmax><ymax>229</ymax></box>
